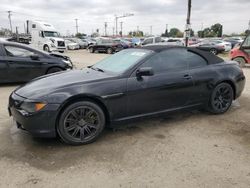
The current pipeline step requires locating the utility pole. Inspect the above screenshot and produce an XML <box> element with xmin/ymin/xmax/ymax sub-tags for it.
<box><xmin>23</xmin><ymin>23</ymin><xmax>26</xmax><ymax>34</ymax></box>
<box><xmin>120</xmin><ymin>22</ymin><xmax>123</xmax><ymax>37</ymax></box>
<box><xmin>248</xmin><ymin>20</ymin><xmax>250</xmax><ymax>34</ymax></box>
<box><xmin>115</xmin><ymin>13</ymin><xmax>134</xmax><ymax>36</ymax></box>
<box><xmin>137</xmin><ymin>26</ymin><xmax>139</xmax><ymax>31</ymax></box>
<box><xmin>112</xmin><ymin>27</ymin><xmax>115</xmax><ymax>37</ymax></box>
<box><xmin>7</xmin><ymin>11</ymin><xmax>13</xmax><ymax>33</ymax></box>
<box><xmin>75</xmin><ymin>19</ymin><xmax>79</xmax><ymax>34</ymax></box>
<box><xmin>185</xmin><ymin>0</ymin><xmax>192</xmax><ymax>47</ymax></box>
<box><xmin>150</xmin><ymin>25</ymin><xmax>152</xmax><ymax>35</ymax></box>
<box><xmin>104</xmin><ymin>22</ymin><xmax>107</xmax><ymax>36</ymax></box>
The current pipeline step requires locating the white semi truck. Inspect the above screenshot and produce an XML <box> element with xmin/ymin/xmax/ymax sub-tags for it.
<box><xmin>27</xmin><ymin>20</ymin><xmax>66</xmax><ymax>53</ymax></box>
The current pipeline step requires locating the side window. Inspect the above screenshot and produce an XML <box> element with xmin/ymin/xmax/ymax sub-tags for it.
<box><xmin>242</xmin><ymin>35</ymin><xmax>250</xmax><ymax>47</ymax></box>
<box><xmin>141</xmin><ymin>49</ymin><xmax>188</xmax><ymax>73</ymax></box>
<box><xmin>4</xmin><ymin>46</ymin><xmax>36</xmax><ymax>58</ymax></box>
<box><xmin>186</xmin><ymin>51</ymin><xmax>207</xmax><ymax>69</ymax></box>
<box><xmin>143</xmin><ymin>38</ymin><xmax>153</xmax><ymax>45</ymax></box>
<box><xmin>155</xmin><ymin>37</ymin><xmax>162</xmax><ymax>43</ymax></box>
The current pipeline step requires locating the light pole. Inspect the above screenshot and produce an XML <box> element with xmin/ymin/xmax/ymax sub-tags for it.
<box><xmin>185</xmin><ymin>0</ymin><xmax>192</xmax><ymax>47</ymax></box>
<box><xmin>115</xmin><ymin>13</ymin><xmax>134</xmax><ymax>36</ymax></box>
<box><xmin>7</xmin><ymin>11</ymin><xmax>13</xmax><ymax>33</ymax></box>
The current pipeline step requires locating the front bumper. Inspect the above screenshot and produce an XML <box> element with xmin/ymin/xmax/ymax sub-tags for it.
<box><xmin>8</xmin><ymin>93</ymin><xmax>60</xmax><ymax>138</ymax></box>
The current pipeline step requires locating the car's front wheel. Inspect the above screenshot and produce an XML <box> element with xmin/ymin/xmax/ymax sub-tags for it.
<box><xmin>208</xmin><ymin>83</ymin><xmax>233</xmax><ymax>114</ymax></box>
<box><xmin>107</xmin><ymin>48</ymin><xmax>113</xmax><ymax>54</ymax></box>
<box><xmin>57</xmin><ymin>101</ymin><xmax>106</xmax><ymax>145</ymax></box>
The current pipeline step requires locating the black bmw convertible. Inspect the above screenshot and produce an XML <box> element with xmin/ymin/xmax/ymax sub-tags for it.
<box><xmin>8</xmin><ymin>46</ymin><xmax>245</xmax><ymax>145</ymax></box>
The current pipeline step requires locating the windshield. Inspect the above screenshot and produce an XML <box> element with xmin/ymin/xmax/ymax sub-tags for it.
<box><xmin>92</xmin><ymin>49</ymin><xmax>152</xmax><ymax>74</ymax></box>
<box><xmin>43</xmin><ymin>31</ymin><xmax>59</xmax><ymax>37</ymax></box>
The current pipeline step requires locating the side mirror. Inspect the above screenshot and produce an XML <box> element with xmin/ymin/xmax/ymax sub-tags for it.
<box><xmin>30</xmin><ymin>54</ymin><xmax>39</xmax><ymax>60</ymax></box>
<box><xmin>136</xmin><ymin>67</ymin><xmax>154</xmax><ymax>77</ymax></box>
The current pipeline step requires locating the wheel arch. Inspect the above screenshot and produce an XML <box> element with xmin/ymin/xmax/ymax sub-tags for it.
<box><xmin>46</xmin><ymin>66</ymin><xmax>65</xmax><ymax>74</ymax></box>
<box><xmin>232</xmin><ymin>56</ymin><xmax>247</xmax><ymax>62</ymax></box>
<box><xmin>55</xmin><ymin>94</ymin><xmax>110</xmax><ymax>133</ymax></box>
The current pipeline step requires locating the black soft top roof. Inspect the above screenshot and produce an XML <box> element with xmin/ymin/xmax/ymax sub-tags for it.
<box><xmin>141</xmin><ymin>45</ymin><xmax>224</xmax><ymax>64</ymax></box>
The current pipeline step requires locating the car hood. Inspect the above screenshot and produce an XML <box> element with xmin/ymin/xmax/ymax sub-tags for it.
<box><xmin>14</xmin><ymin>69</ymin><xmax>114</xmax><ymax>99</ymax></box>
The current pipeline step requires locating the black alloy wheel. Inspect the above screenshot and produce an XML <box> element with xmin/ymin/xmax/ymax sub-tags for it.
<box><xmin>57</xmin><ymin>101</ymin><xmax>105</xmax><ymax>145</ymax></box>
<box><xmin>209</xmin><ymin>83</ymin><xmax>233</xmax><ymax>114</ymax></box>
<box><xmin>210</xmin><ymin>48</ymin><xmax>218</xmax><ymax>55</ymax></box>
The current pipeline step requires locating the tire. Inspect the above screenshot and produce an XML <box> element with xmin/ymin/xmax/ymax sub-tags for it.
<box><xmin>233</xmin><ymin>57</ymin><xmax>246</xmax><ymax>68</ymax></box>
<box><xmin>57</xmin><ymin>101</ymin><xmax>106</xmax><ymax>145</ymax></box>
<box><xmin>44</xmin><ymin>45</ymin><xmax>50</xmax><ymax>52</ymax></box>
<box><xmin>47</xmin><ymin>67</ymin><xmax>63</xmax><ymax>74</ymax></box>
<box><xmin>210</xmin><ymin>48</ymin><xmax>218</xmax><ymax>55</ymax></box>
<box><xmin>207</xmin><ymin>83</ymin><xmax>234</xmax><ymax>114</ymax></box>
<box><xmin>107</xmin><ymin>48</ymin><xmax>113</xmax><ymax>54</ymax></box>
<box><xmin>89</xmin><ymin>47</ymin><xmax>94</xmax><ymax>53</ymax></box>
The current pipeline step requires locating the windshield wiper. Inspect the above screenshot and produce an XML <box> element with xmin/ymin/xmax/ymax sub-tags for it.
<box><xmin>87</xmin><ymin>66</ymin><xmax>105</xmax><ymax>72</ymax></box>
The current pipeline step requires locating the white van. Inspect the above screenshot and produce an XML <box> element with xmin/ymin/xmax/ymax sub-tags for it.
<box><xmin>27</xmin><ymin>20</ymin><xmax>66</xmax><ymax>53</ymax></box>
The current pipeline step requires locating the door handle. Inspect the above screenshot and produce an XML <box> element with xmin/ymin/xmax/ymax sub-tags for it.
<box><xmin>183</xmin><ymin>74</ymin><xmax>192</xmax><ymax>80</ymax></box>
<box><xmin>8</xmin><ymin>61</ymin><xmax>15</xmax><ymax>64</ymax></box>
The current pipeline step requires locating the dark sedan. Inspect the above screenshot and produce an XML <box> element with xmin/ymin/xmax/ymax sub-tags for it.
<box><xmin>88</xmin><ymin>38</ymin><xmax>123</xmax><ymax>54</ymax></box>
<box><xmin>8</xmin><ymin>46</ymin><xmax>245</xmax><ymax>145</ymax></box>
<box><xmin>0</xmin><ymin>41</ymin><xmax>73</xmax><ymax>83</ymax></box>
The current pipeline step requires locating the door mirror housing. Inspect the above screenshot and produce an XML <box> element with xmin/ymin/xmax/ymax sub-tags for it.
<box><xmin>30</xmin><ymin>54</ymin><xmax>40</xmax><ymax>60</ymax></box>
<box><xmin>136</xmin><ymin>67</ymin><xmax>154</xmax><ymax>77</ymax></box>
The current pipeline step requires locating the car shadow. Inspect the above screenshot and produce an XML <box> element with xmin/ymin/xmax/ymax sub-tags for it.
<box><xmin>1</xmin><ymin>110</ymin><xmax>202</xmax><ymax>171</ymax></box>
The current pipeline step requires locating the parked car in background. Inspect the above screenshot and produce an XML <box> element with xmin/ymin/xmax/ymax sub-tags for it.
<box><xmin>8</xmin><ymin>46</ymin><xmax>245</xmax><ymax>145</ymax></box>
<box><xmin>64</xmin><ymin>39</ymin><xmax>80</xmax><ymax>50</ymax></box>
<box><xmin>127</xmin><ymin>38</ymin><xmax>141</xmax><ymax>46</ymax></box>
<box><xmin>81</xmin><ymin>38</ymin><xmax>97</xmax><ymax>47</ymax></box>
<box><xmin>88</xmin><ymin>38</ymin><xmax>123</xmax><ymax>54</ymax></box>
<box><xmin>223</xmin><ymin>38</ymin><xmax>241</xmax><ymax>48</ymax></box>
<box><xmin>0</xmin><ymin>41</ymin><xmax>73</xmax><ymax>83</ymax></box>
<box><xmin>229</xmin><ymin>34</ymin><xmax>250</xmax><ymax>67</ymax></box>
<box><xmin>67</xmin><ymin>38</ymin><xmax>88</xmax><ymax>49</ymax></box>
<box><xmin>210</xmin><ymin>39</ymin><xmax>232</xmax><ymax>52</ymax></box>
<box><xmin>141</xmin><ymin>36</ymin><xmax>163</xmax><ymax>46</ymax></box>
<box><xmin>162</xmin><ymin>38</ymin><xmax>185</xmax><ymax>46</ymax></box>
<box><xmin>194</xmin><ymin>41</ymin><xmax>225</xmax><ymax>55</ymax></box>
<box><xmin>113</xmin><ymin>38</ymin><xmax>133</xmax><ymax>48</ymax></box>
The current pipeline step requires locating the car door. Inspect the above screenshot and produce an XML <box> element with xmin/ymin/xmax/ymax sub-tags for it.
<box><xmin>3</xmin><ymin>44</ymin><xmax>47</xmax><ymax>82</ymax></box>
<box><xmin>126</xmin><ymin>48</ymin><xmax>194</xmax><ymax>117</ymax></box>
<box><xmin>0</xmin><ymin>44</ymin><xmax>9</xmax><ymax>83</ymax></box>
<box><xmin>186</xmin><ymin>50</ymin><xmax>214</xmax><ymax>104</ymax></box>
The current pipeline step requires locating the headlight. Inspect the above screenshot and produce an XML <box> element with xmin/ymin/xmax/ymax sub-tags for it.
<box><xmin>50</xmin><ymin>38</ymin><xmax>55</xmax><ymax>43</ymax></box>
<box><xmin>20</xmin><ymin>101</ymin><xmax>47</xmax><ymax>113</ymax></box>
<box><xmin>50</xmin><ymin>43</ymin><xmax>56</xmax><ymax>47</ymax></box>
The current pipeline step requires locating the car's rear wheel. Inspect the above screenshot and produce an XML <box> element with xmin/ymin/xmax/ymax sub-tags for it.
<box><xmin>210</xmin><ymin>48</ymin><xmax>218</xmax><ymax>55</ymax></box>
<box><xmin>57</xmin><ymin>101</ymin><xmax>105</xmax><ymax>145</ymax></box>
<box><xmin>107</xmin><ymin>48</ymin><xmax>113</xmax><ymax>54</ymax></box>
<box><xmin>47</xmin><ymin>67</ymin><xmax>63</xmax><ymax>74</ymax></box>
<box><xmin>208</xmin><ymin>83</ymin><xmax>233</xmax><ymax>114</ymax></box>
<box><xmin>233</xmin><ymin>57</ymin><xmax>246</xmax><ymax>67</ymax></box>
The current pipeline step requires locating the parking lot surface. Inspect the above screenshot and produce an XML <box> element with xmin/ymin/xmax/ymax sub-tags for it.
<box><xmin>0</xmin><ymin>50</ymin><xmax>250</xmax><ymax>187</ymax></box>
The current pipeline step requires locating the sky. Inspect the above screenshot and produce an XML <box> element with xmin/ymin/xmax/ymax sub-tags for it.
<box><xmin>0</xmin><ymin>0</ymin><xmax>249</xmax><ymax>36</ymax></box>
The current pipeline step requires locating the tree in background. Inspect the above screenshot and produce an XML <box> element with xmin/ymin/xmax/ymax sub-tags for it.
<box><xmin>128</xmin><ymin>30</ymin><xmax>144</xmax><ymax>37</ymax></box>
<box><xmin>161</xmin><ymin>28</ymin><xmax>169</xmax><ymax>37</ymax></box>
<box><xmin>75</xmin><ymin>33</ymin><xmax>87</xmax><ymax>38</ymax></box>
<box><xmin>211</xmin><ymin>23</ymin><xmax>223</xmax><ymax>37</ymax></box>
<box><xmin>168</xmin><ymin>28</ymin><xmax>180</xmax><ymax>37</ymax></box>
